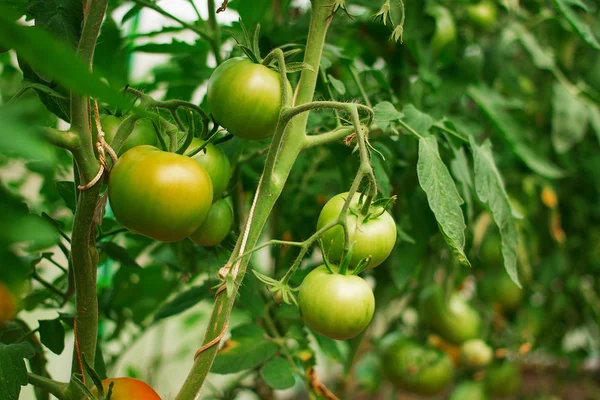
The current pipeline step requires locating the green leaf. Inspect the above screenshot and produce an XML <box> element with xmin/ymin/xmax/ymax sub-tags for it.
<box><xmin>551</xmin><ymin>82</ymin><xmax>589</xmax><ymax>153</ymax></box>
<box><xmin>132</xmin><ymin>40</ymin><xmax>205</xmax><ymax>54</ymax></box>
<box><xmin>450</xmin><ymin>146</ymin><xmax>474</xmax><ymax>223</ymax></box>
<box><xmin>513</xmin><ymin>24</ymin><xmax>556</xmax><ymax>70</ymax></box>
<box><xmin>97</xmin><ymin>242</ymin><xmax>141</xmax><ymax>269</ymax></box>
<box><xmin>470</xmin><ymin>139</ymin><xmax>520</xmax><ymax>287</ymax></box>
<box><xmin>373</xmin><ymin>101</ymin><xmax>403</xmax><ymax>131</ymax></box>
<box><xmin>552</xmin><ymin>0</ymin><xmax>600</xmax><ymax>50</ymax></box>
<box><xmin>402</xmin><ymin>104</ymin><xmax>433</xmax><ymax>134</ymax></box>
<box><xmin>0</xmin><ymin>342</ymin><xmax>35</xmax><ymax>400</ymax></box>
<box><xmin>56</xmin><ymin>181</ymin><xmax>76</xmax><ymax>213</ymax></box>
<box><xmin>468</xmin><ymin>85</ymin><xmax>566</xmax><ymax>179</ymax></box>
<box><xmin>312</xmin><ymin>332</ymin><xmax>344</xmax><ymax>362</ymax></box>
<box><xmin>28</xmin><ymin>0</ymin><xmax>83</xmax><ymax>47</ymax></box>
<box><xmin>211</xmin><ymin>324</ymin><xmax>278</xmax><ymax>374</ymax></box>
<box><xmin>327</xmin><ymin>74</ymin><xmax>346</xmax><ymax>95</ymax></box>
<box><xmin>417</xmin><ymin>136</ymin><xmax>470</xmax><ymax>267</ymax></box>
<box><xmin>38</xmin><ymin>318</ymin><xmax>65</xmax><ymax>355</ymax></box>
<box><xmin>152</xmin><ymin>284</ymin><xmax>212</xmax><ymax>323</ymax></box>
<box><xmin>260</xmin><ymin>357</ymin><xmax>296</xmax><ymax>390</ymax></box>
<box><xmin>587</xmin><ymin>102</ymin><xmax>600</xmax><ymax>144</ymax></box>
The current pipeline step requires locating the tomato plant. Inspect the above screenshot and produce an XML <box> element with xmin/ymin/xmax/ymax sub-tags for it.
<box><xmin>189</xmin><ymin>198</ymin><xmax>233</xmax><ymax>247</ymax></box>
<box><xmin>101</xmin><ymin>116</ymin><xmax>158</xmax><ymax>155</ymax></box>
<box><xmin>108</xmin><ymin>145</ymin><xmax>213</xmax><ymax>242</ymax></box>
<box><xmin>317</xmin><ymin>192</ymin><xmax>397</xmax><ymax>269</ymax></box>
<box><xmin>186</xmin><ymin>138</ymin><xmax>232</xmax><ymax>201</ymax></box>
<box><xmin>298</xmin><ymin>265</ymin><xmax>375</xmax><ymax>340</ymax></box>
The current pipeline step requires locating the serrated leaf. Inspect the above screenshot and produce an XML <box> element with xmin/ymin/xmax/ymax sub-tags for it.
<box><xmin>551</xmin><ymin>82</ymin><xmax>589</xmax><ymax>153</ymax></box>
<box><xmin>121</xmin><ymin>4</ymin><xmax>142</xmax><ymax>24</ymax></box>
<box><xmin>402</xmin><ymin>104</ymin><xmax>433</xmax><ymax>134</ymax></box>
<box><xmin>327</xmin><ymin>74</ymin><xmax>346</xmax><ymax>95</ymax></box>
<box><xmin>373</xmin><ymin>101</ymin><xmax>403</xmax><ymax>131</ymax></box>
<box><xmin>0</xmin><ymin>342</ymin><xmax>35</xmax><ymax>400</ymax></box>
<box><xmin>470</xmin><ymin>139</ymin><xmax>520</xmax><ymax>287</ymax></box>
<box><xmin>552</xmin><ymin>0</ymin><xmax>600</xmax><ymax>50</ymax></box>
<box><xmin>211</xmin><ymin>324</ymin><xmax>278</xmax><ymax>374</ymax></box>
<box><xmin>152</xmin><ymin>284</ymin><xmax>212</xmax><ymax>322</ymax></box>
<box><xmin>468</xmin><ymin>85</ymin><xmax>566</xmax><ymax>179</ymax></box>
<box><xmin>38</xmin><ymin>318</ymin><xmax>65</xmax><ymax>355</ymax></box>
<box><xmin>417</xmin><ymin>136</ymin><xmax>470</xmax><ymax>267</ymax></box>
<box><xmin>260</xmin><ymin>357</ymin><xmax>296</xmax><ymax>390</ymax></box>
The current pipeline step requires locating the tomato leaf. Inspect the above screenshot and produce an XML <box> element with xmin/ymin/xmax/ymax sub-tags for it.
<box><xmin>417</xmin><ymin>136</ymin><xmax>470</xmax><ymax>267</ymax></box>
<box><xmin>552</xmin><ymin>0</ymin><xmax>600</xmax><ymax>51</ymax></box>
<box><xmin>211</xmin><ymin>324</ymin><xmax>278</xmax><ymax>374</ymax></box>
<box><xmin>402</xmin><ymin>104</ymin><xmax>433</xmax><ymax>134</ymax></box>
<box><xmin>260</xmin><ymin>357</ymin><xmax>296</xmax><ymax>390</ymax></box>
<box><xmin>0</xmin><ymin>342</ymin><xmax>35</xmax><ymax>400</ymax></box>
<box><xmin>551</xmin><ymin>82</ymin><xmax>589</xmax><ymax>153</ymax></box>
<box><xmin>38</xmin><ymin>318</ymin><xmax>65</xmax><ymax>355</ymax></box>
<box><xmin>470</xmin><ymin>138</ymin><xmax>520</xmax><ymax>287</ymax></box>
<box><xmin>152</xmin><ymin>284</ymin><xmax>213</xmax><ymax>323</ymax></box>
<box><xmin>468</xmin><ymin>85</ymin><xmax>566</xmax><ymax>179</ymax></box>
<box><xmin>328</xmin><ymin>74</ymin><xmax>346</xmax><ymax>95</ymax></box>
<box><xmin>450</xmin><ymin>146</ymin><xmax>474</xmax><ymax>223</ymax></box>
<box><xmin>373</xmin><ymin>101</ymin><xmax>403</xmax><ymax>131</ymax></box>
<box><xmin>97</xmin><ymin>242</ymin><xmax>141</xmax><ymax>269</ymax></box>
<box><xmin>513</xmin><ymin>23</ymin><xmax>556</xmax><ymax>70</ymax></box>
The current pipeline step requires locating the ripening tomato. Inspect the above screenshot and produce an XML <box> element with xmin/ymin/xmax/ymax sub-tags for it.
<box><xmin>460</xmin><ymin>339</ymin><xmax>493</xmax><ymax>369</ymax></box>
<box><xmin>108</xmin><ymin>146</ymin><xmax>213</xmax><ymax>242</ymax></box>
<box><xmin>0</xmin><ymin>282</ymin><xmax>17</xmax><ymax>323</ymax></box>
<box><xmin>485</xmin><ymin>362</ymin><xmax>521</xmax><ymax>397</ymax></box>
<box><xmin>101</xmin><ymin>116</ymin><xmax>158</xmax><ymax>155</ymax></box>
<box><xmin>92</xmin><ymin>377</ymin><xmax>161</xmax><ymax>400</ymax></box>
<box><xmin>186</xmin><ymin>138</ymin><xmax>232</xmax><ymax>201</ymax></box>
<box><xmin>420</xmin><ymin>285</ymin><xmax>481</xmax><ymax>344</ymax></box>
<box><xmin>382</xmin><ymin>337</ymin><xmax>454</xmax><ymax>396</ymax></box>
<box><xmin>189</xmin><ymin>198</ymin><xmax>233</xmax><ymax>246</ymax></box>
<box><xmin>317</xmin><ymin>192</ymin><xmax>396</xmax><ymax>269</ymax></box>
<box><xmin>449</xmin><ymin>381</ymin><xmax>488</xmax><ymax>400</ymax></box>
<box><xmin>298</xmin><ymin>265</ymin><xmax>375</xmax><ymax>340</ymax></box>
<box><xmin>207</xmin><ymin>57</ymin><xmax>292</xmax><ymax>140</ymax></box>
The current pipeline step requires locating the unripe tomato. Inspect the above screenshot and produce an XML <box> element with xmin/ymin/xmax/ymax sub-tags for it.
<box><xmin>207</xmin><ymin>57</ymin><xmax>291</xmax><ymax>140</ymax></box>
<box><xmin>317</xmin><ymin>192</ymin><xmax>396</xmax><ymax>269</ymax></box>
<box><xmin>186</xmin><ymin>138</ymin><xmax>232</xmax><ymax>201</ymax></box>
<box><xmin>0</xmin><ymin>282</ymin><xmax>17</xmax><ymax>323</ymax></box>
<box><xmin>420</xmin><ymin>285</ymin><xmax>481</xmax><ymax>344</ymax></box>
<box><xmin>101</xmin><ymin>116</ymin><xmax>158</xmax><ymax>155</ymax></box>
<box><xmin>92</xmin><ymin>377</ymin><xmax>161</xmax><ymax>400</ymax></box>
<box><xmin>485</xmin><ymin>362</ymin><xmax>521</xmax><ymax>397</ymax></box>
<box><xmin>481</xmin><ymin>270</ymin><xmax>523</xmax><ymax>312</ymax></box>
<box><xmin>108</xmin><ymin>146</ymin><xmax>213</xmax><ymax>242</ymax></box>
<box><xmin>429</xmin><ymin>5</ymin><xmax>457</xmax><ymax>66</ymax></box>
<box><xmin>467</xmin><ymin>1</ymin><xmax>498</xmax><ymax>30</ymax></box>
<box><xmin>382</xmin><ymin>337</ymin><xmax>454</xmax><ymax>396</ymax></box>
<box><xmin>189</xmin><ymin>198</ymin><xmax>233</xmax><ymax>246</ymax></box>
<box><xmin>449</xmin><ymin>381</ymin><xmax>488</xmax><ymax>400</ymax></box>
<box><xmin>298</xmin><ymin>265</ymin><xmax>375</xmax><ymax>340</ymax></box>
<box><xmin>460</xmin><ymin>339</ymin><xmax>493</xmax><ymax>369</ymax></box>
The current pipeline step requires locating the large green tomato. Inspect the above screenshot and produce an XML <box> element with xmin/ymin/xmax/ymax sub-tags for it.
<box><xmin>92</xmin><ymin>377</ymin><xmax>161</xmax><ymax>400</ymax></box>
<box><xmin>298</xmin><ymin>265</ymin><xmax>375</xmax><ymax>340</ymax></box>
<box><xmin>189</xmin><ymin>198</ymin><xmax>233</xmax><ymax>246</ymax></box>
<box><xmin>382</xmin><ymin>337</ymin><xmax>454</xmax><ymax>396</ymax></box>
<box><xmin>485</xmin><ymin>362</ymin><xmax>521</xmax><ymax>397</ymax></box>
<box><xmin>467</xmin><ymin>1</ymin><xmax>497</xmax><ymax>30</ymax></box>
<box><xmin>317</xmin><ymin>192</ymin><xmax>396</xmax><ymax>269</ymax></box>
<box><xmin>108</xmin><ymin>146</ymin><xmax>213</xmax><ymax>242</ymax></box>
<box><xmin>186</xmin><ymin>138</ymin><xmax>232</xmax><ymax>201</ymax></box>
<box><xmin>207</xmin><ymin>57</ymin><xmax>291</xmax><ymax>140</ymax></box>
<box><xmin>420</xmin><ymin>285</ymin><xmax>481</xmax><ymax>344</ymax></box>
<box><xmin>449</xmin><ymin>381</ymin><xmax>488</xmax><ymax>400</ymax></box>
<box><xmin>102</xmin><ymin>116</ymin><xmax>158</xmax><ymax>155</ymax></box>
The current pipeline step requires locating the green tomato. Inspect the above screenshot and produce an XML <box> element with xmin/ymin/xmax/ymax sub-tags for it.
<box><xmin>102</xmin><ymin>116</ymin><xmax>158</xmax><ymax>155</ymax></box>
<box><xmin>481</xmin><ymin>270</ymin><xmax>523</xmax><ymax>312</ymax></box>
<box><xmin>382</xmin><ymin>337</ymin><xmax>454</xmax><ymax>396</ymax></box>
<box><xmin>298</xmin><ymin>265</ymin><xmax>375</xmax><ymax>340</ymax></box>
<box><xmin>467</xmin><ymin>1</ymin><xmax>498</xmax><ymax>30</ymax></box>
<box><xmin>108</xmin><ymin>146</ymin><xmax>213</xmax><ymax>242</ymax></box>
<box><xmin>420</xmin><ymin>285</ymin><xmax>481</xmax><ymax>344</ymax></box>
<box><xmin>207</xmin><ymin>57</ymin><xmax>291</xmax><ymax>140</ymax></box>
<box><xmin>317</xmin><ymin>192</ymin><xmax>397</xmax><ymax>269</ymax></box>
<box><xmin>189</xmin><ymin>198</ymin><xmax>233</xmax><ymax>246</ymax></box>
<box><xmin>485</xmin><ymin>362</ymin><xmax>521</xmax><ymax>397</ymax></box>
<box><xmin>429</xmin><ymin>5</ymin><xmax>457</xmax><ymax>66</ymax></box>
<box><xmin>460</xmin><ymin>339</ymin><xmax>493</xmax><ymax>369</ymax></box>
<box><xmin>449</xmin><ymin>381</ymin><xmax>488</xmax><ymax>400</ymax></box>
<box><xmin>186</xmin><ymin>138</ymin><xmax>232</xmax><ymax>201</ymax></box>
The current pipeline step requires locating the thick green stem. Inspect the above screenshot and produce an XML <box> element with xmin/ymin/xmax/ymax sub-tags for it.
<box><xmin>27</xmin><ymin>373</ymin><xmax>68</xmax><ymax>400</ymax></box>
<box><xmin>174</xmin><ymin>2</ymin><xmax>336</xmax><ymax>399</ymax></box>
<box><xmin>68</xmin><ymin>0</ymin><xmax>108</xmax><ymax>384</ymax></box>
<box><xmin>207</xmin><ymin>0</ymin><xmax>223</xmax><ymax>65</ymax></box>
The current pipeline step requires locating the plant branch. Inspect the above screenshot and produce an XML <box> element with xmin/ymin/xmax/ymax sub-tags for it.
<box><xmin>28</xmin><ymin>373</ymin><xmax>68</xmax><ymax>400</ymax></box>
<box><xmin>304</xmin><ymin>126</ymin><xmax>354</xmax><ymax>148</ymax></box>
<box><xmin>40</xmin><ymin>127</ymin><xmax>79</xmax><ymax>150</ymax></box>
<box><xmin>207</xmin><ymin>0</ymin><xmax>223</xmax><ymax>65</ymax></box>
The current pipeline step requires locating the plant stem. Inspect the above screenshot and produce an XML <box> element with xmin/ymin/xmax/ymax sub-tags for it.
<box><xmin>174</xmin><ymin>2</ymin><xmax>336</xmax><ymax>399</ymax></box>
<box><xmin>40</xmin><ymin>127</ymin><xmax>79</xmax><ymax>150</ymax></box>
<box><xmin>28</xmin><ymin>373</ymin><xmax>68</xmax><ymax>400</ymax></box>
<box><xmin>207</xmin><ymin>0</ymin><xmax>223</xmax><ymax>65</ymax></box>
<box><xmin>304</xmin><ymin>126</ymin><xmax>354</xmax><ymax>148</ymax></box>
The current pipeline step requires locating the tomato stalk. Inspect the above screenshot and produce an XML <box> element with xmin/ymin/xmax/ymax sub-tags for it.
<box><xmin>27</xmin><ymin>373</ymin><xmax>69</xmax><ymax>400</ymax></box>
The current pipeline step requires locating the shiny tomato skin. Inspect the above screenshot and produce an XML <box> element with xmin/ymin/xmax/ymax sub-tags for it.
<box><xmin>102</xmin><ymin>116</ymin><xmax>158</xmax><ymax>155</ymax></box>
<box><xmin>108</xmin><ymin>146</ymin><xmax>213</xmax><ymax>242</ymax></box>
<box><xmin>186</xmin><ymin>138</ymin><xmax>232</xmax><ymax>201</ymax></box>
<box><xmin>0</xmin><ymin>282</ymin><xmax>17</xmax><ymax>323</ymax></box>
<box><xmin>189</xmin><ymin>198</ymin><xmax>233</xmax><ymax>246</ymax></box>
<box><xmin>317</xmin><ymin>192</ymin><xmax>396</xmax><ymax>269</ymax></box>
<box><xmin>298</xmin><ymin>265</ymin><xmax>375</xmax><ymax>340</ymax></box>
<box><xmin>207</xmin><ymin>57</ymin><xmax>291</xmax><ymax>140</ymax></box>
<box><xmin>382</xmin><ymin>337</ymin><xmax>454</xmax><ymax>396</ymax></box>
<box><xmin>94</xmin><ymin>377</ymin><xmax>161</xmax><ymax>400</ymax></box>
